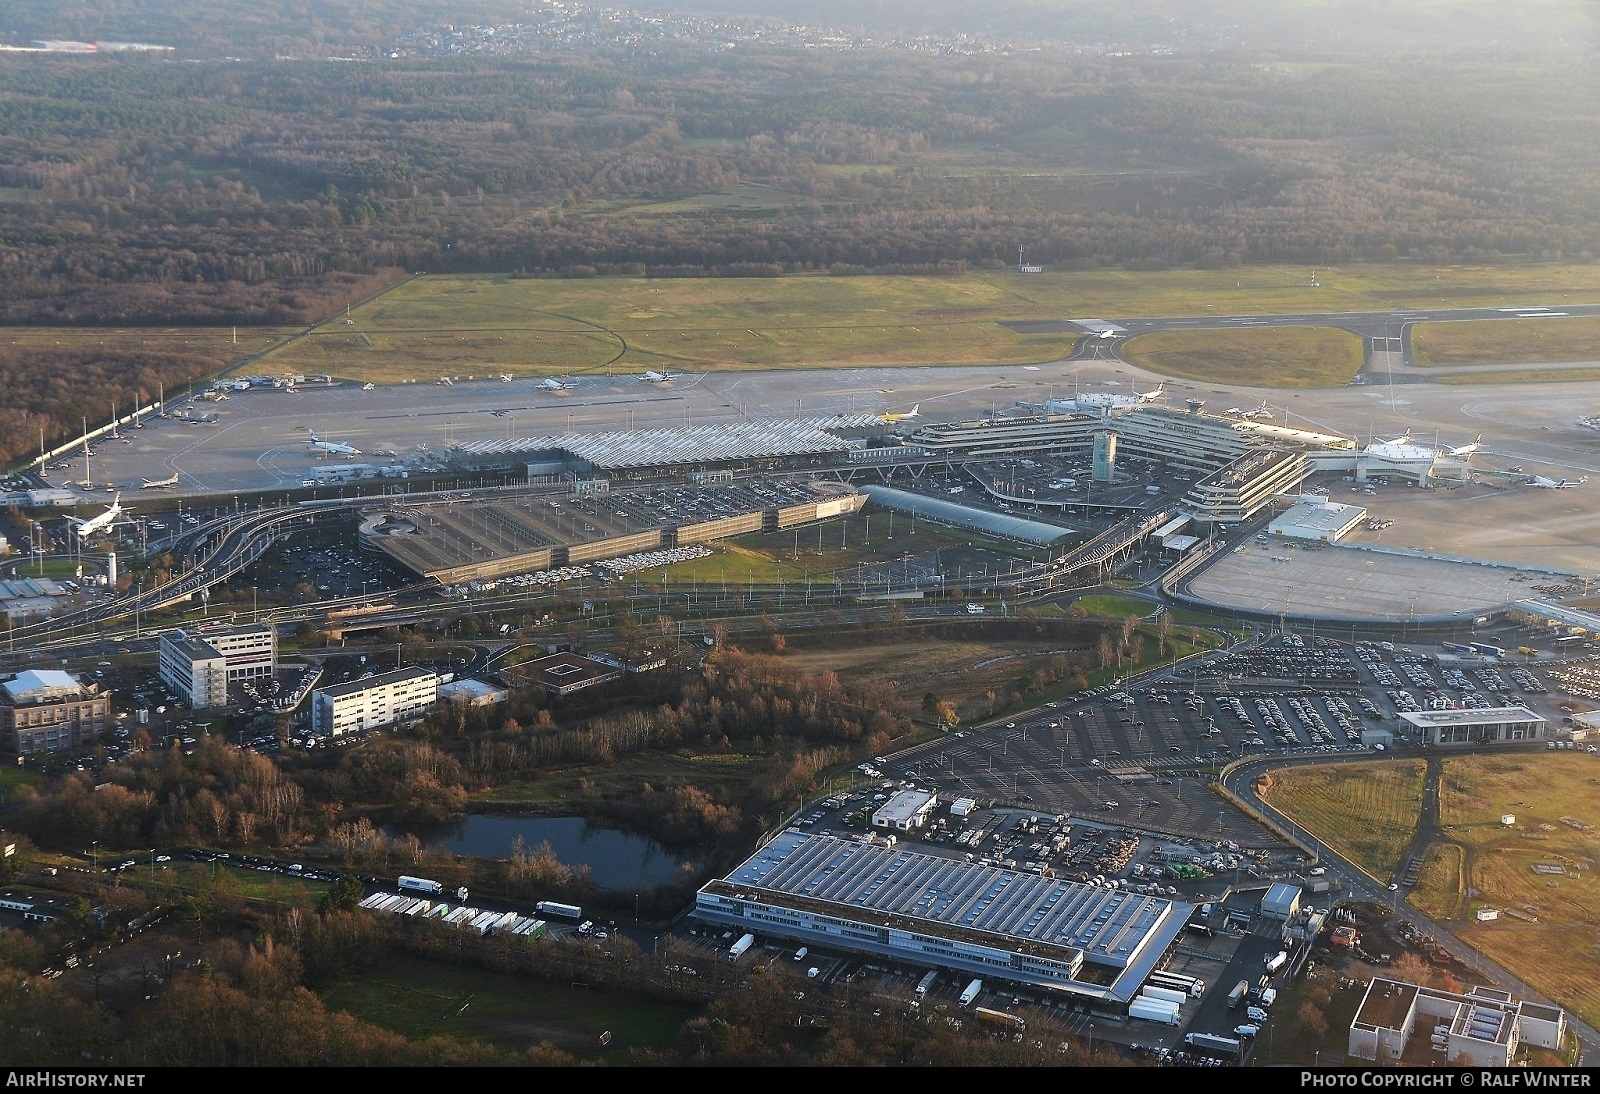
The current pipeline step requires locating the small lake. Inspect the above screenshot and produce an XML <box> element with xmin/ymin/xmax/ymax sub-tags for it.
<box><xmin>392</xmin><ymin>815</ymin><xmax>693</xmax><ymax>892</ymax></box>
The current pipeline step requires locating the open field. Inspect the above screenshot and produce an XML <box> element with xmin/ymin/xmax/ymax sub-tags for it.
<box><xmin>780</xmin><ymin>624</ymin><xmax>1219</xmax><ymax>723</ymax></box>
<box><xmin>781</xmin><ymin>634</ymin><xmax>1084</xmax><ymax>722</ymax></box>
<box><xmin>661</xmin><ymin>517</ymin><xmax>1043</xmax><ymax>588</ymax></box>
<box><xmin>0</xmin><ymin>762</ymin><xmax>38</xmax><ymax>796</ymax></box>
<box><xmin>4</xmin><ymin>558</ymin><xmax>88</xmax><ymax>580</ymax></box>
<box><xmin>0</xmin><ymin>325</ymin><xmax>297</xmax><ymax>365</ymax></box>
<box><xmin>1122</xmin><ymin>327</ymin><xmax>1364</xmax><ymax>388</ymax></box>
<box><xmin>474</xmin><ymin>749</ymin><xmax>767</xmax><ymax>810</ymax></box>
<box><xmin>1408</xmin><ymin>842</ymin><xmax>1468</xmax><ymax>923</ymax></box>
<box><xmin>251</xmin><ymin>265</ymin><xmax>1600</xmax><ymax>384</ymax></box>
<box><xmin>1413</xmin><ymin>317</ymin><xmax>1600</xmax><ymax>366</ymax></box>
<box><xmin>320</xmin><ymin>952</ymin><xmax>697</xmax><ymax>1062</ymax></box>
<box><xmin>1433</xmin><ymin>752</ymin><xmax>1600</xmax><ymax>1025</ymax></box>
<box><xmin>1258</xmin><ymin>760</ymin><xmax>1426</xmax><ymax>878</ymax></box>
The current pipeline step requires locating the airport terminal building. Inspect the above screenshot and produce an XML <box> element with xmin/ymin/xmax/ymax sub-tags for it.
<box><xmin>694</xmin><ymin>830</ymin><xmax>1191</xmax><ymax>1006</ymax></box>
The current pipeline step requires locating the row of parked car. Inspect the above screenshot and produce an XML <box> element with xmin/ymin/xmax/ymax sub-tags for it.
<box><xmin>180</xmin><ymin>848</ymin><xmax>340</xmax><ymax>883</ymax></box>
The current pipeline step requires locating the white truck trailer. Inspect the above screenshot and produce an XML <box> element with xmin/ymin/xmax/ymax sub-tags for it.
<box><xmin>1140</xmin><ymin>984</ymin><xmax>1189</xmax><ymax>1007</ymax></box>
<box><xmin>1128</xmin><ymin>997</ymin><xmax>1181</xmax><ymax>1026</ymax></box>
<box><xmin>959</xmin><ymin>979</ymin><xmax>983</xmax><ymax>1007</ymax></box>
<box><xmin>727</xmin><ymin>933</ymin><xmax>756</xmax><ymax>960</ymax></box>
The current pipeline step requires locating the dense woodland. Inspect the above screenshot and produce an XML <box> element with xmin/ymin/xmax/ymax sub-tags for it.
<box><xmin>0</xmin><ymin>9</ymin><xmax>1595</xmax><ymax>328</ymax></box>
<box><xmin>0</xmin><ymin>3</ymin><xmax>1596</xmax><ymax>456</ymax></box>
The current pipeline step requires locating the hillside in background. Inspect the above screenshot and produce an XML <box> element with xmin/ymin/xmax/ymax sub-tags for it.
<box><xmin>0</xmin><ymin>0</ymin><xmax>1598</xmax><ymax>451</ymax></box>
<box><xmin>5</xmin><ymin>0</ymin><xmax>1596</xmax><ymax>56</ymax></box>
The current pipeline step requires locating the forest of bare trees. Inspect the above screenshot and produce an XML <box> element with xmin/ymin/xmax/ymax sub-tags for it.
<box><xmin>0</xmin><ymin>16</ymin><xmax>1594</xmax><ymax>337</ymax></box>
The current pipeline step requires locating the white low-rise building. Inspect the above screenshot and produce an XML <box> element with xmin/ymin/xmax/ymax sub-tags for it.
<box><xmin>1397</xmin><ymin>706</ymin><xmax>1546</xmax><ymax>746</ymax></box>
<box><xmin>312</xmin><ymin>667</ymin><xmax>439</xmax><ymax>736</ymax></box>
<box><xmin>439</xmin><ymin>678</ymin><xmax>509</xmax><ymax>707</ymax></box>
<box><xmin>872</xmin><ymin>789</ymin><xmax>939</xmax><ymax>832</ymax></box>
<box><xmin>1268</xmin><ymin>495</ymin><xmax>1367</xmax><ymax>542</ymax></box>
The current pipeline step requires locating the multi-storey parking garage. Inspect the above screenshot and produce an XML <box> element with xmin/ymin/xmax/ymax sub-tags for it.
<box><xmin>365</xmin><ymin>480</ymin><xmax>866</xmax><ymax>585</ymax></box>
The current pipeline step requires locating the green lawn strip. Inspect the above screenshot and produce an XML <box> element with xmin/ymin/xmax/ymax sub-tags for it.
<box><xmin>258</xmin><ymin>265</ymin><xmax>1600</xmax><ymax>383</ymax></box>
<box><xmin>1409</xmin><ymin>843</ymin><xmax>1466</xmax><ymax>923</ymax></box>
<box><xmin>117</xmin><ymin>859</ymin><xmax>332</xmax><ymax>905</ymax></box>
<box><xmin>1412</xmin><ymin>316</ymin><xmax>1600</xmax><ymax>366</ymax></box>
<box><xmin>0</xmin><ymin>763</ymin><xmax>41</xmax><ymax>796</ymax></box>
<box><xmin>1431</xmin><ymin>368</ymin><xmax>1600</xmax><ymax>385</ymax></box>
<box><xmin>1121</xmin><ymin>327</ymin><xmax>1364</xmax><ymax>388</ymax></box>
<box><xmin>1071</xmin><ymin>593</ymin><xmax>1154</xmax><ymax>619</ymax></box>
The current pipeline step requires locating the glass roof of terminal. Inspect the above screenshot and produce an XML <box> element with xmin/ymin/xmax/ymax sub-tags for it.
<box><xmin>451</xmin><ymin>417</ymin><xmax>879</xmax><ymax>469</ymax></box>
<box><xmin>860</xmin><ymin>485</ymin><xmax>1075</xmax><ymax>547</ymax></box>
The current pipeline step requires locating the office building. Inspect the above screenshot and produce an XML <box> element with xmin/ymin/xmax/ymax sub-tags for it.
<box><xmin>0</xmin><ymin>670</ymin><xmax>111</xmax><ymax>754</ymax></box>
<box><xmin>311</xmin><ymin>667</ymin><xmax>439</xmax><ymax>736</ymax></box>
<box><xmin>159</xmin><ymin>623</ymin><xmax>277</xmax><ymax>709</ymax></box>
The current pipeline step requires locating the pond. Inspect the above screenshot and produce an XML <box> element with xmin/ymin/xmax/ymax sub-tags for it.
<box><xmin>391</xmin><ymin>815</ymin><xmax>693</xmax><ymax>892</ymax></box>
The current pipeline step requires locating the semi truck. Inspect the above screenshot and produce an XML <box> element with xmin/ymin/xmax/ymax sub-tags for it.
<box><xmin>959</xmin><ymin>979</ymin><xmax>984</xmax><ymax>1007</ymax></box>
<box><xmin>398</xmin><ymin>875</ymin><xmax>444</xmax><ymax>894</ymax></box>
<box><xmin>1184</xmin><ymin>1032</ymin><xmax>1242</xmax><ymax>1057</ymax></box>
<box><xmin>1127</xmin><ymin>997</ymin><xmax>1181</xmax><ymax>1026</ymax></box>
<box><xmin>727</xmin><ymin>933</ymin><xmax>755</xmax><ymax>960</ymax></box>
<box><xmin>914</xmin><ymin>970</ymin><xmax>939</xmax><ymax>997</ymax></box>
<box><xmin>1440</xmin><ymin>642</ymin><xmax>1474</xmax><ymax>655</ymax></box>
<box><xmin>1147</xmin><ymin>970</ymin><xmax>1205</xmax><ymax>998</ymax></box>
<box><xmin>1469</xmin><ymin>641</ymin><xmax>1506</xmax><ymax>658</ymax></box>
<box><xmin>1228</xmin><ymin>980</ymin><xmax>1250</xmax><ymax>1008</ymax></box>
<box><xmin>974</xmin><ymin>1007</ymin><xmax>1026</xmax><ymax>1032</ymax></box>
<box><xmin>534</xmin><ymin>901</ymin><xmax>582</xmax><ymax>920</ymax></box>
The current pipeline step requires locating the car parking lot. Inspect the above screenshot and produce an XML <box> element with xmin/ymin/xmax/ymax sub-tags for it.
<box><xmin>849</xmin><ymin>633</ymin><xmax>1567</xmax><ymax>867</ymax></box>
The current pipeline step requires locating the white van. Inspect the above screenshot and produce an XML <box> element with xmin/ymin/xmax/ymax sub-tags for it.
<box><xmin>793</xmin><ymin>947</ymin><xmax>809</xmax><ymax>962</ymax></box>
